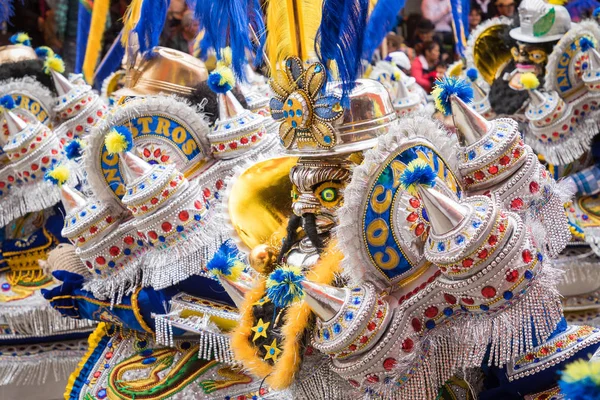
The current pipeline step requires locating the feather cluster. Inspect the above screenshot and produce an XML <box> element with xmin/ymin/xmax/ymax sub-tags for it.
<box><xmin>104</xmin><ymin>126</ymin><xmax>134</xmax><ymax>155</ymax></box>
<box><xmin>43</xmin><ymin>55</ymin><xmax>65</xmax><ymax>75</ymax></box>
<box><xmin>559</xmin><ymin>359</ymin><xmax>600</xmax><ymax>400</ymax></box>
<box><xmin>0</xmin><ymin>95</ymin><xmax>16</xmax><ymax>110</ymax></box>
<box><xmin>10</xmin><ymin>32</ymin><xmax>31</xmax><ymax>46</ymax></box>
<box><xmin>432</xmin><ymin>77</ymin><xmax>474</xmax><ymax>116</ymax></box>
<box><xmin>580</xmin><ymin>37</ymin><xmax>596</xmax><ymax>52</ymax></box>
<box><xmin>317</xmin><ymin>0</ymin><xmax>369</xmax><ymax>104</ymax></box>
<box><xmin>122</xmin><ymin>0</ymin><xmax>168</xmax><ymax>53</ymax></box>
<box><xmin>0</xmin><ymin>0</ymin><xmax>14</xmax><ymax>27</ymax></box>
<box><xmin>207</xmin><ymin>241</ymin><xmax>244</xmax><ymax>280</ymax></box>
<box><xmin>361</xmin><ymin>0</ymin><xmax>407</xmax><ymax>62</ymax></box>
<box><xmin>399</xmin><ymin>159</ymin><xmax>437</xmax><ymax>195</ymax></box>
<box><xmin>520</xmin><ymin>72</ymin><xmax>540</xmax><ymax>90</ymax></box>
<box><xmin>35</xmin><ymin>46</ymin><xmax>55</xmax><ymax>58</ymax></box>
<box><xmin>44</xmin><ymin>165</ymin><xmax>70</xmax><ymax>186</ymax></box>
<box><xmin>65</xmin><ymin>139</ymin><xmax>85</xmax><ymax>160</ymax></box>
<box><xmin>208</xmin><ymin>66</ymin><xmax>235</xmax><ymax>94</ymax></box>
<box><xmin>266</xmin><ymin>266</ymin><xmax>305</xmax><ymax>308</ymax></box>
<box><xmin>466</xmin><ymin>68</ymin><xmax>478</xmax><ymax>82</ymax></box>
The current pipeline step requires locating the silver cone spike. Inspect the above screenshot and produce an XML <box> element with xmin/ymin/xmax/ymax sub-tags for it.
<box><xmin>470</xmin><ymin>81</ymin><xmax>487</xmax><ymax>103</ymax></box>
<box><xmin>527</xmin><ymin>89</ymin><xmax>547</xmax><ymax>108</ymax></box>
<box><xmin>120</xmin><ymin>152</ymin><xmax>153</xmax><ymax>184</ymax></box>
<box><xmin>218</xmin><ymin>91</ymin><xmax>247</xmax><ymax>121</ymax></box>
<box><xmin>51</xmin><ymin>69</ymin><xmax>75</xmax><ymax>97</ymax></box>
<box><xmin>4</xmin><ymin>110</ymin><xmax>28</xmax><ymax>137</ymax></box>
<box><xmin>60</xmin><ymin>185</ymin><xmax>88</xmax><ymax>214</ymax></box>
<box><xmin>219</xmin><ymin>273</ymin><xmax>253</xmax><ymax>309</ymax></box>
<box><xmin>588</xmin><ymin>48</ymin><xmax>600</xmax><ymax>72</ymax></box>
<box><xmin>417</xmin><ymin>186</ymin><xmax>469</xmax><ymax>235</ymax></box>
<box><xmin>450</xmin><ymin>94</ymin><xmax>492</xmax><ymax>147</ymax></box>
<box><xmin>396</xmin><ymin>78</ymin><xmax>411</xmax><ymax>99</ymax></box>
<box><xmin>301</xmin><ymin>280</ymin><xmax>346</xmax><ymax>322</ymax></box>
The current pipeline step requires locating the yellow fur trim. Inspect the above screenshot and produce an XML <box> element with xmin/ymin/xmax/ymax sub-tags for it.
<box><xmin>64</xmin><ymin>322</ymin><xmax>108</xmax><ymax>400</ymax></box>
<box><xmin>520</xmin><ymin>72</ymin><xmax>540</xmax><ymax>90</ymax></box>
<box><xmin>230</xmin><ymin>242</ymin><xmax>343</xmax><ymax>390</ymax></box>
<box><xmin>83</xmin><ymin>0</ymin><xmax>110</xmax><ymax>84</ymax></box>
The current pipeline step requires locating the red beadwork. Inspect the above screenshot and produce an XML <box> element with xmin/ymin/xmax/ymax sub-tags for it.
<box><xmin>401</xmin><ymin>338</ymin><xmax>414</xmax><ymax>352</ymax></box>
<box><xmin>124</xmin><ymin>236</ymin><xmax>135</xmax><ymax>245</ymax></box>
<box><xmin>462</xmin><ymin>258</ymin><xmax>473</xmax><ymax>268</ymax></box>
<box><xmin>179</xmin><ymin>211</ymin><xmax>189</xmax><ymax>221</ymax></box>
<box><xmin>529</xmin><ymin>181</ymin><xmax>539</xmax><ymax>194</ymax></box>
<box><xmin>462</xmin><ymin>297</ymin><xmax>474</xmax><ymax>305</ymax></box>
<box><xmin>367</xmin><ymin>321</ymin><xmax>376</xmax><ymax>331</ymax></box>
<box><xmin>506</xmin><ymin>270</ymin><xmax>519</xmax><ymax>282</ymax></box>
<box><xmin>522</xmin><ymin>249</ymin><xmax>533</xmax><ymax>263</ymax></box>
<box><xmin>474</xmin><ymin>171</ymin><xmax>485</xmax><ymax>180</ymax></box>
<box><xmin>162</xmin><ymin>222</ymin><xmax>172</xmax><ymax>232</ymax></box>
<box><xmin>481</xmin><ymin>286</ymin><xmax>497</xmax><ymax>298</ymax></box>
<box><xmin>366</xmin><ymin>375</ymin><xmax>380</xmax><ymax>383</ymax></box>
<box><xmin>96</xmin><ymin>256</ymin><xmax>106</xmax><ymax>265</ymax></box>
<box><xmin>499</xmin><ymin>155</ymin><xmax>510</xmax><ymax>165</ymax></box>
<box><xmin>109</xmin><ymin>246</ymin><xmax>120</xmax><ymax>257</ymax></box>
<box><xmin>409</xmin><ymin>198</ymin><xmax>420</xmax><ymax>208</ymax></box>
<box><xmin>415</xmin><ymin>223</ymin><xmax>425</xmax><ymax>236</ymax></box>
<box><xmin>444</xmin><ymin>293</ymin><xmax>457</xmax><ymax>304</ymax></box>
<box><xmin>411</xmin><ymin>318</ymin><xmax>422</xmax><ymax>332</ymax></box>
<box><xmin>488</xmin><ymin>166</ymin><xmax>498</xmax><ymax>175</ymax></box>
<box><xmin>406</xmin><ymin>212</ymin><xmax>418</xmax><ymax>222</ymax></box>
<box><xmin>488</xmin><ymin>235</ymin><xmax>498</xmax><ymax>246</ymax></box>
<box><xmin>383</xmin><ymin>358</ymin><xmax>397</xmax><ymax>371</ymax></box>
<box><xmin>424</xmin><ymin>306</ymin><xmax>438</xmax><ymax>318</ymax></box>
<box><xmin>510</xmin><ymin>198</ymin><xmax>524</xmax><ymax>210</ymax></box>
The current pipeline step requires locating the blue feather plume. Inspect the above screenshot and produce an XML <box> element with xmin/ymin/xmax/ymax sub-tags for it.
<box><xmin>266</xmin><ymin>266</ymin><xmax>305</xmax><ymax>309</ymax></box>
<box><xmin>1</xmin><ymin>0</ymin><xmax>14</xmax><ymax>27</ymax></box>
<box><xmin>206</xmin><ymin>240</ymin><xmax>242</xmax><ymax>278</ymax></box>
<box><xmin>65</xmin><ymin>139</ymin><xmax>84</xmax><ymax>160</ymax></box>
<box><xmin>361</xmin><ymin>0</ymin><xmax>407</xmax><ymax>61</ymax></box>
<box><xmin>134</xmin><ymin>0</ymin><xmax>169</xmax><ymax>54</ymax></box>
<box><xmin>249</xmin><ymin>0</ymin><xmax>266</xmax><ymax>67</ymax></box>
<box><xmin>594</xmin><ymin>7</ymin><xmax>600</xmax><ymax>17</ymax></box>
<box><xmin>75</xmin><ymin>2</ymin><xmax>92</xmax><ymax>74</ymax></box>
<box><xmin>317</xmin><ymin>0</ymin><xmax>369</xmax><ymax>105</ymax></box>
<box><xmin>0</xmin><ymin>95</ymin><xmax>16</xmax><ymax>110</ymax></box>
<box><xmin>466</xmin><ymin>68</ymin><xmax>478</xmax><ymax>82</ymax></box>
<box><xmin>188</xmin><ymin>0</ymin><xmax>264</xmax><ymax>80</ymax></box>
<box><xmin>567</xmin><ymin>0</ymin><xmax>600</xmax><ymax>20</ymax></box>
<box><xmin>580</xmin><ymin>37</ymin><xmax>595</xmax><ymax>52</ymax></box>
<box><xmin>433</xmin><ymin>77</ymin><xmax>474</xmax><ymax>116</ymax></box>
<box><xmin>93</xmin><ymin>32</ymin><xmax>126</xmax><ymax>90</ymax></box>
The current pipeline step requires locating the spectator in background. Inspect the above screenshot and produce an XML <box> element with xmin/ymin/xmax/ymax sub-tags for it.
<box><xmin>162</xmin><ymin>10</ymin><xmax>198</xmax><ymax>54</ymax></box>
<box><xmin>412</xmin><ymin>19</ymin><xmax>449</xmax><ymax>64</ymax></box>
<box><xmin>472</xmin><ymin>0</ymin><xmax>494</xmax><ymax>19</ymax></box>
<box><xmin>421</xmin><ymin>0</ymin><xmax>454</xmax><ymax>58</ymax></box>
<box><xmin>494</xmin><ymin>0</ymin><xmax>516</xmax><ymax>18</ymax></box>
<box><xmin>411</xmin><ymin>40</ymin><xmax>442</xmax><ymax>92</ymax></box>
<box><xmin>386</xmin><ymin>33</ymin><xmax>415</xmax><ymax>61</ymax></box>
<box><xmin>469</xmin><ymin>5</ymin><xmax>483</xmax><ymax>32</ymax></box>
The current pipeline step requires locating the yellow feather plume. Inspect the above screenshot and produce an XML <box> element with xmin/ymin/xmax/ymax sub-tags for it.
<box><xmin>520</xmin><ymin>72</ymin><xmax>540</xmax><ymax>90</ymax></box>
<box><xmin>265</xmin><ymin>0</ymin><xmax>323</xmax><ymax>68</ymax></box>
<box><xmin>45</xmin><ymin>165</ymin><xmax>70</xmax><ymax>186</ymax></box>
<box><xmin>121</xmin><ymin>0</ymin><xmax>144</xmax><ymax>47</ymax></box>
<box><xmin>83</xmin><ymin>0</ymin><xmax>110</xmax><ymax>84</ymax></box>
<box><xmin>43</xmin><ymin>55</ymin><xmax>65</xmax><ymax>74</ymax></box>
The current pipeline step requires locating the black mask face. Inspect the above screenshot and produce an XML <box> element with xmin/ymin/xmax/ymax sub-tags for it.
<box><xmin>184</xmin><ymin>82</ymin><xmax>249</xmax><ymax>125</ymax></box>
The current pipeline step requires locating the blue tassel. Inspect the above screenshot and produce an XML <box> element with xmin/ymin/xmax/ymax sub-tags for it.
<box><xmin>266</xmin><ymin>266</ymin><xmax>305</xmax><ymax>309</ymax></box>
<box><xmin>466</xmin><ymin>68</ymin><xmax>478</xmax><ymax>82</ymax></box>
<box><xmin>580</xmin><ymin>37</ymin><xmax>595</xmax><ymax>52</ymax></box>
<box><xmin>134</xmin><ymin>0</ymin><xmax>169</xmax><ymax>54</ymax></box>
<box><xmin>65</xmin><ymin>140</ymin><xmax>84</xmax><ymax>160</ymax></box>
<box><xmin>317</xmin><ymin>0</ymin><xmax>369</xmax><ymax>105</ymax></box>
<box><xmin>93</xmin><ymin>32</ymin><xmax>126</xmax><ymax>90</ymax></box>
<box><xmin>75</xmin><ymin>2</ymin><xmax>92</xmax><ymax>74</ymax></box>
<box><xmin>361</xmin><ymin>0</ymin><xmax>406</xmax><ymax>62</ymax></box>
<box><xmin>433</xmin><ymin>77</ymin><xmax>474</xmax><ymax>116</ymax></box>
<box><xmin>0</xmin><ymin>95</ymin><xmax>15</xmax><ymax>110</ymax></box>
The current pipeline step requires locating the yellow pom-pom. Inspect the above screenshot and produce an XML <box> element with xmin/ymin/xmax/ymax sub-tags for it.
<box><xmin>208</xmin><ymin>66</ymin><xmax>236</xmax><ymax>93</ymax></box>
<box><xmin>520</xmin><ymin>72</ymin><xmax>540</xmax><ymax>90</ymax></box>
<box><xmin>104</xmin><ymin>127</ymin><xmax>133</xmax><ymax>155</ymax></box>
<box><xmin>45</xmin><ymin>165</ymin><xmax>70</xmax><ymax>186</ymax></box>
<box><xmin>43</xmin><ymin>55</ymin><xmax>65</xmax><ymax>74</ymax></box>
<box><xmin>16</xmin><ymin>33</ymin><xmax>31</xmax><ymax>44</ymax></box>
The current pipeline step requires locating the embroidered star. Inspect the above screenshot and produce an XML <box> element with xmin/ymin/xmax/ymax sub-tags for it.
<box><xmin>252</xmin><ymin>297</ymin><xmax>270</xmax><ymax>306</ymax></box>
<box><xmin>251</xmin><ymin>318</ymin><xmax>270</xmax><ymax>342</ymax></box>
<box><xmin>263</xmin><ymin>339</ymin><xmax>281</xmax><ymax>362</ymax></box>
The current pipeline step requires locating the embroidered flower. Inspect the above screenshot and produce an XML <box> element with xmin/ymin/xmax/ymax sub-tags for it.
<box><xmin>269</xmin><ymin>57</ymin><xmax>344</xmax><ymax>150</ymax></box>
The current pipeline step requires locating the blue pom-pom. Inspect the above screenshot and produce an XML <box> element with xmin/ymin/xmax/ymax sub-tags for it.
<box><xmin>206</xmin><ymin>240</ymin><xmax>242</xmax><ymax>279</ymax></box>
<box><xmin>35</xmin><ymin>46</ymin><xmax>54</xmax><ymax>58</ymax></box>
<box><xmin>594</xmin><ymin>7</ymin><xmax>600</xmax><ymax>17</ymax></box>
<box><xmin>207</xmin><ymin>67</ymin><xmax>235</xmax><ymax>94</ymax></box>
<box><xmin>466</xmin><ymin>68</ymin><xmax>478</xmax><ymax>82</ymax></box>
<box><xmin>0</xmin><ymin>95</ymin><xmax>15</xmax><ymax>110</ymax></box>
<box><xmin>266</xmin><ymin>266</ymin><xmax>305</xmax><ymax>308</ymax></box>
<box><xmin>559</xmin><ymin>360</ymin><xmax>600</xmax><ymax>400</ymax></box>
<box><xmin>580</xmin><ymin>37</ymin><xmax>595</xmax><ymax>52</ymax></box>
<box><xmin>433</xmin><ymin>77</ymin><xmax>474</xmax><ymax>116</ymax></box>
<box><xmin>399</xmin><ymin>159</ymin><xmax>437</xmax><ymax>195</ymax></box>
<box><xmin>65</xmin><ymin>140</ymin><xmax>83</xmax><ymax>160</ymax></box>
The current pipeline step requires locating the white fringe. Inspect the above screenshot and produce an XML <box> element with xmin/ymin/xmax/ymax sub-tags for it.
<box><xmin>0</xmin><ymin>182</ymin><xmax>61</xmax><ymax>228</ymax></box>
<box><xmin>0</xmin><ymin>76</ymin><xmax>56</xmax><ymax>123</ymax></box>
<box><xmin>82</xmin><ymin>257</ymin><xmax>143</xmax><ymax>305</ymax></box>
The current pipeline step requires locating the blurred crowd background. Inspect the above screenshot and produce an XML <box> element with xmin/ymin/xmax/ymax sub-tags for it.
<box><xmin>0</xmin><ymin>0</ymin><xmax>594</xmax><ymax>93</ymax></box>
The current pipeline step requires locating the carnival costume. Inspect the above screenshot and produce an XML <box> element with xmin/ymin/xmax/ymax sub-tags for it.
<box><xmin>0</xmin><ymin>35</ymin><xmax>94</xmax><ymax>395</ymax></box>
<box><xmin>43</xmin><ymin>45</ymin><xmax>285</xmax><ymax>400</ymax></box>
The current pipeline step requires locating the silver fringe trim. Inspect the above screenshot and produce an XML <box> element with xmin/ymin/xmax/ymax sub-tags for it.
<box><xmin>0</xmin><ymin>303</ymin><xmax>95</xmax><ymax>338</ymax></box>
<box><xmin>0</xmin><ymin>183</ymin><xmax>61</xmax><ymax>228</ymax></box>
<box><xmin>81</xmin><ymin>256</ymin><xmax>143</xmax><ymax>305</ymax></box>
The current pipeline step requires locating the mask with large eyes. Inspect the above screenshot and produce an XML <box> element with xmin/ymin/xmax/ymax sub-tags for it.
<box><xmin>314</xmin><ymin>181</ymin><xmax>344</xmax><ymax>209</ymax></box>
<box><xmin>508</xmin><ymin>42</ymin><xmax>551</xmax><ymax>90</ymax></box>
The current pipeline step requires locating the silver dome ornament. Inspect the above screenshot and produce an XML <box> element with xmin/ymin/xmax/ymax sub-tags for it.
<box><xmin>50</xmin><ymin>68</ymin><xmax>75</xmax><ymax>97</ymax></box>
<box><xmin>218</xmin><ymin>273</ymin><xmax>255</xmax><ymax>309</ymax></box>
<box><xmin>60</xmin><ymin>184</ymin><xmax>88</xmax><ymax>214</ymax></box>
<box><xmin>119</xmin><ymin>151</ymin><xmax>153</xmax><ymax>184</ymax></box>
<box><xmin>4</xmin><ymin>109</ymin><xmax>28</xmax><ymax>137</ymax></box>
